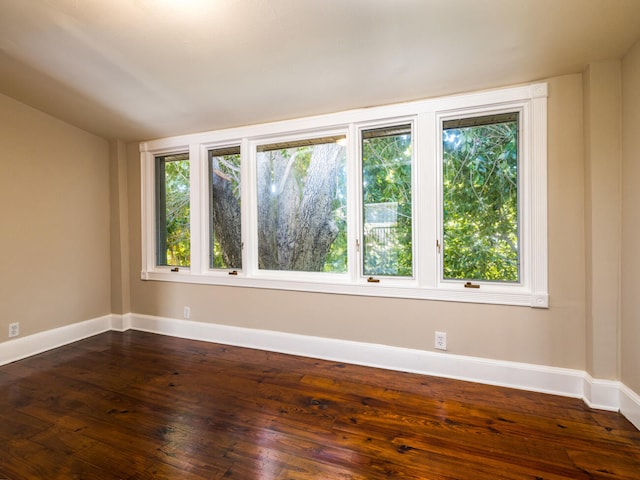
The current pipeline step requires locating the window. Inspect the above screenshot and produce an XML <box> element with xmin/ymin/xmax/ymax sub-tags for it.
<box><xmin>155</xmin><ymin>153</ymin><xmax>190</xmax><ymax>267</ymax></box>
<box><xmin>141</xmin><ymin>82</ymin><xmax>548</xmax><ymax>307</ymax></box>
<box><xmin>441</xmin><ymin>113</ymin><xmax>519</xmax><ymax>283</ymax></box>
<box><xmin>361</xmin><ymin>125</ymin><xmax>413</xmax><ymax>277</ymax></box>
<box><xmin>255</xmin><ymin>136</ymin><xmax>347</xmax><ymax>273</ymax></box>
<box><xmin>209</xmin><ymin>146</ymin><xmax>242</xmax><ymax>270</ymax></box>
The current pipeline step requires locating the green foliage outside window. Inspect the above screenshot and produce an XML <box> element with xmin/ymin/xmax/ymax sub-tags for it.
<box><xmin>157</xmin><ymin>155</ymin><xmax>190</xmax><ymax>267</ymax></box>
<box><xmin>157</xmin><ymin>119</ymin><xmax>518</xmax><ymax>281</ymax></box>
<box><xmin>442</xmin><ymin>115</ymin><xmax>519</xmax><ymax>282</ymax></box>
<box><xmin>362</xmin><ymin>127</ymin><xmax>413</xmax><ymax>276</ymax></box>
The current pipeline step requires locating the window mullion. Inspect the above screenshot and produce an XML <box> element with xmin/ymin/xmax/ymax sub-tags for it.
<box><xmin>189</xmin><ymin>143</ymin><xmax>203</xmax><ymax>275</ymax></box>
<box><xmin>199</xmin><ymin>143</ymin><xmax>216</xmax><ymax>275</ymax></box>
<box><xmin>346</xmin><ymin>123</ymin><xmax>361</xmax><ymax>283</ymax></box>
<box><xmin>416</xmin><ymin>111</ymin><xmax>439</xmax><ymax>288</ymax></box>
<box><xmin>242</xmin><ymin>137</ymin><xmax>258</xmax><ymax>275</ymax></box>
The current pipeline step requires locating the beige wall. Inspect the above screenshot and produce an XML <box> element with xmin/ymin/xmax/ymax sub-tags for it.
<box><xmin>126</xmin><ymin>73</ymin><xmax>587</xmax><ymax>370</ymax></box>
<box><xmin>583</xmin><ymin>62</ymin><xmax>622</xmax><ymax>380</ymax></box>
<box><xmin>0</xmin><ymin>93</ymin><xmax>111</xmax><ymax>341</ymax></box>
<box><xmin>621</xmin><ymin>40</ymin><xmax>640</xmax><ymax>394</ymax></box>
<box><xmin>110</xmin><ymin>140</ymin><xmax>131</xmax><ymax>315</ymax></box>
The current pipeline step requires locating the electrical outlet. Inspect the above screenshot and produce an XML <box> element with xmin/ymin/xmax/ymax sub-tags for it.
<box><xmin>183</xmin><ymin>306</ymin><xmax>191</xmax><ymax>319</ymax></box>
<box><xmin>435</xmin><ymin>331</ymin><xmax>447</xmax><ymax>351</ymax></box>
<box><xmin>8</xmin><ymin>322</ymin><xmax>19</xmax><ymax>338</ymax></box>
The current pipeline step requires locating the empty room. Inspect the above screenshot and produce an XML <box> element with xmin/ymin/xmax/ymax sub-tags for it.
<box><xmin>1</xmin><ymin>0</ymin><xmax>640</xmax><ymax>478</ymax></box>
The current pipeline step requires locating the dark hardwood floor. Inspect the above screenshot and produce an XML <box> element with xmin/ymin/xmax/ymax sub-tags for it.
<box><xmin>1</xmin><ymin>331</ymin><xmax>639</xmax><ymax>479</ymax></box>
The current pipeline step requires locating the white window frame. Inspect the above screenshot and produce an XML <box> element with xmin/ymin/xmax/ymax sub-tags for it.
<box><xmin>437</xmin><ymin>107</ymin><xmax>525</xmax><ymax>287</ymax></box>
<box><xmin>355</xmin><ymin>118</ymin><xmax>417</xmax><ymax>286</ymax></box>
<box><xmin>140</xmin><ymin>82</ymin><xmax>548</xmax><ymax>308</ymax></box>
<box><xmin>202</xmin><ymin>141</ymin><xmax>243</xmax><ymax>272</ymax></box>
<box><xmin>247</xmin><ymin>129</ymin><xmax>351</xmax><ymax>283</ymax></box>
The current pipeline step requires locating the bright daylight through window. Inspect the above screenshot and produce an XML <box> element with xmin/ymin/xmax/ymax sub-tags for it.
<box><xmin>442</xmin><ymin>113</ymin><xmax>519</xmax><ymax>283</ymax></box>
<box><xmin>256</xmin><ymin>136</ymin><xmax>347</xmax><ymax>273</ymax></box>
<box><xmin>362</xmin><ymin>125</ymin><xmax>413</xmax><ymax>277</ymax></box>
<box><xmin>141</xmin><ymin>83</ymin><xmax>548</xmax><ymax>307</ymax></box>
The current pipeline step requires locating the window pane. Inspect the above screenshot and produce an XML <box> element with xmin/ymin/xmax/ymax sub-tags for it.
<box><xmin>256</xmin><ymin>136</ymin><xmax>347</xmax><ymax>272</ymax></box>
<box><xmin>442</xmin><ymin>113</ymin><xmax>519</xmax><ymax>282</ymax></box>
<box><xmin>156</xmin><ymin>153</ymin><xmax>190</xmax><ymax>267</ymax></box>
<box><xmin>362</xmin><ymin>125</ymin><xmax>413</xmax><ymax>277</ymax></box>
<box><xmin>209</xmin><ymin>147</ymin><xmax>242</xmax><ymax>269</ymax></box>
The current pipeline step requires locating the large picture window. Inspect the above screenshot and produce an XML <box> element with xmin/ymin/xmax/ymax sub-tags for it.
<box><xmin>141</xmin><ymin>83</ymin><xmax>548</xmax><ymax>307</ymax></box>
<box><xmin>255</xmin><ymin>136</ymin><xmax>347</xmax><ymax>273</ymax></box>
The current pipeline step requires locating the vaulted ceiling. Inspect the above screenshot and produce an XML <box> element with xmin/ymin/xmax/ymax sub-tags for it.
<box><xmin>1</xmin><ymin>0</ymin><xmax>639</xmax><ymax>141</ymax></box>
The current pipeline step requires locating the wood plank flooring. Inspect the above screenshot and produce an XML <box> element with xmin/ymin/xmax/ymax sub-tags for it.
<box><xmin>1</xmin><ymin>330</ymin><xmax>639</xmax><ymax>479</ymax></box>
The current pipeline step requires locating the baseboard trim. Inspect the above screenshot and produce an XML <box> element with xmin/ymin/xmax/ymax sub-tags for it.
<box><xmin>111</xmin><ymin>313</ymin><xmax>134</xmax><ymax>332</ymax></box>
<box><xmin>582</xmin><ymin>375</ymin><xmax>621</xmax><ymax>411</ymax></box>
<box><xmin>1</xmin><ymin>312</ymin><xmax>638</xmax><ymax>429</ymax></box>
<box><xmin>620</xmin><ymin>384</ymin><xmax>640</xmax><ymax>431</ymax></box>
<box><xmin>0</xmin><ymin>314</ymin><xmax>113</xmax><ymax>366</ymax></box>
<box><xmin>130</xmin><ymin>313</ymin><xmax>588</xmax><ymax>398</ymax></box>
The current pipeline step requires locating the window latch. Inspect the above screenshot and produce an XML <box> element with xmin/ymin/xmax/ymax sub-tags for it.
<box><xmin>367</xmin><ymin>276</ymin><xmax>380</xmax><ymax>283</ymax></box>
<box><xmin>170</xmin><ymin>267</ymin><xmax>179</xmax><ymax>272</ymax></box>
<box><xmin>464</xmin><ymin>281</ymin><xmax>480</xmax><ymax>289</ymax></box>
<box><xmin>228</xmin><ymin>270</ymin><xmax>238</xmax><ymax>276</ymax></box>
<box><xmin>436</xmin><ymin>239</ymin><xmax>441</xmax><ymax>253</ymax></box>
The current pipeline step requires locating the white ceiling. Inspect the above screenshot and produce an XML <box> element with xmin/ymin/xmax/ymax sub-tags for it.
<box><xmin>1</xmin><ymin>0</ymin><xmax>639</xmax><ymax>141</ymax></box>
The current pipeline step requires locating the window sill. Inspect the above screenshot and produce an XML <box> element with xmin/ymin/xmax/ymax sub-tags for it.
<box><xmin>141</xmin><ymin>270</ymin><xmax>549</xmax><ymax>308</ymax></box>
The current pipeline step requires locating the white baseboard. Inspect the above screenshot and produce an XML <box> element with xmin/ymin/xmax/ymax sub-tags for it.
<box><xmin>111</xmin><ymin>313</ymin><xmax>133</xmax><ymax>332</ymax></box>
<box><xmin>130</xmin><ymin>314</ymin><xmax>636</xmax><ymax>416</ymax></box>
<box><xmin>130</xmin><ymin>313</ymin><xmax>587</xmax><ymax>400</ymax></box>
<box><xmin>1</xmin><ymin>312</ymin><xmax>638</xmax><ymax>430</ymax></box>
<box><xmin>0</xmin><ymin>314</ymin><xmax>113</xmax><ymax>366</ymax></box>
<box><xmin>582</xmin><ymin>375</ymin><xmax>621</xmax><ymax>411</ymax></box>
<box><xmin>620</xmin><ymin>384</ymin><xmax>640</xmax><ymax>431</ymax></box>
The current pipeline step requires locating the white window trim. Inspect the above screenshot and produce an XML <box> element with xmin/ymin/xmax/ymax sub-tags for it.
<box><xmin>140</xmin><ymin>82</ymin><xmax>548</xmax><ymax>308</ymax></box>
<box><xmin>436</xmin><ymin>105</ymin><xmax>526</xmax><ymax>288</ymax></box>
<box><xmin>355</xmin><ymin>117</ymin><xmax>417</xmax><ymax>287</ymax></box>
